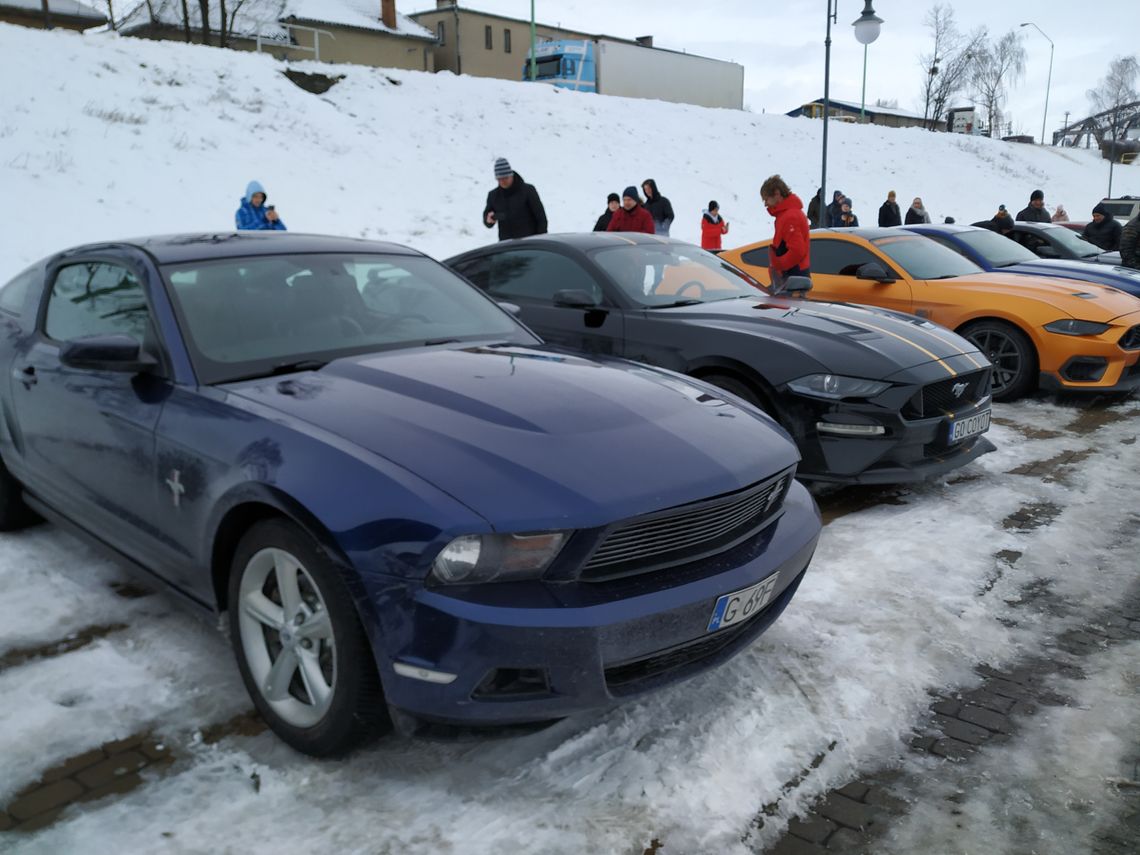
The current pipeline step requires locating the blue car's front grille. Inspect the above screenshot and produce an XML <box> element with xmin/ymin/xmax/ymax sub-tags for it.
<box><xmin>1119</xmin><ymin>325</ymin><xmax>1140</xmax><ymax>350</ymax></box>
<box><xmin>579</xmin><ymin>471</ymin><xmax>790</xmax><ymax>581</ymax></box>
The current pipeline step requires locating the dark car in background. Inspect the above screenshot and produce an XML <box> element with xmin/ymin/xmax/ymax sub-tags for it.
<box><xmin>904</xmin><ymin>223</ymin><xmax>1140</xmax><ymax>298</ymax></box>
<box><xmin>1008</xmin><ymin>222</ymin><xmax>1122</xmax><ymax>265</ymax></box>
<box><xmin>447</xmin><ymin>233</ymin><xmax>995</xmax><ymax>486</ymax></box>
<box><xmin>0</xmin><ymin>233</ymin><xmax>821</xmax><ymax>755</ymax></box>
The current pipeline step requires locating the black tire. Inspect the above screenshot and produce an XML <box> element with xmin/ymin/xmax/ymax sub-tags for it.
<box><xmin>701</xmin><ymin>373</ymin><xmax>787</xmax><ymax>424</ymax></box>
<box><xmin>0</xmin><ymin>455</ymin><xmax>38</xmax><ymax>531</ymax></box>
<box><xmin>228</xmin><ymin>518</ymin><xmax>389</xmax><ymax>757</ymax></box>
<box><xmin>960</xmin><ymin>320</ymin><xmax>1037</xmax><ymax>402</ymax></box>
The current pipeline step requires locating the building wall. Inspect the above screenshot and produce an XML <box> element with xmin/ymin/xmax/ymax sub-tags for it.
<box><xmin>0</xmin><ymin>8</ymin><xmax>104</xmax><ymax>31</ymax></box>
<box><xmin>411</xmin><ymin>7</ymin><xmax>589</xmax><ymax>80</ymax></box>
<box><xmin>123</xmin><ymin>23</ymin><xmax>433</xmax><ymax>72</ymax></box>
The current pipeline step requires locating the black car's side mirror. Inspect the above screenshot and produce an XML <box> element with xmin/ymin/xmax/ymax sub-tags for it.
<box><xmin>855</xmin><ymin>262</ymin><xmax>896</xmax><ymax>284</ymax></box>
<box><xmin>60</xmin><ymin>335</ymin><xmax>157</xmax><ymax>374</ymax></box>
<box><xmin>553</xmin><ymin>289</ymin><xmax>599</xmax><ymax>309</ymax></box>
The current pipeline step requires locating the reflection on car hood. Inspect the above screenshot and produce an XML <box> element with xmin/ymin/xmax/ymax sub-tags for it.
<box><xmin>942</xmin><ymin>272</ymin><xmax>1140</xmax><ymax>321</ymax></box>
<box><xmin>659</xmin><ymin>296</ymin><xmax>985</xmax><ymax>375</ymax></box>
<box><xmin>225</xmin><ymin>345</ymin><xmax>799</xmax><ymax>530</ymax></box>
<box><xmin>999</xmin><ymin>260</ymin><xmax>1140</xmax><ymax>296</ymax></box>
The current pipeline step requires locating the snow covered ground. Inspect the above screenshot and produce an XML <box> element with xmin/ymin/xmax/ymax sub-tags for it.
<box><xmin>0</xmin><ymin>22</ymin><xmax>1138</xmax><ymax>855</ymax></box>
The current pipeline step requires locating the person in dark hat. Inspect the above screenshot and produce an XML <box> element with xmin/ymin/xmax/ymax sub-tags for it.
<box><xmin>606</xmin><ymin>186</ymin><xmax>656</xmax><ymax>234</ymax></box>
<box><xmin>824</xmin><ymin>189</ymin><xmax>846</xmax><ymax>228</ymax></box>
<box><xmin>641</xmin><ymin>179</ymin><xmax>675</xmax><ymax>235</ymax></box>
<box><xmin>1080</xmin><ymin>203</ymin><xmax>1123</xmax><ymax>251</ymax></box>
<box><xmin>1016</xmin><ymin>189</ymin><xmax>1051</xmax><ymax>223</ymax></box>
<box><xmin>593</xmin><ymin>192</ymin><xmax>621</xmax><ymax>232</ymax></box>
<box><xmin>700</xmin><ymin>201</ymin><xmax>729</xmax><ymax>251</ymax></box>
<box><xmin>482</xmin><ymin>157</ymin><xmax>548</xmax><ymax>241</ymax></box>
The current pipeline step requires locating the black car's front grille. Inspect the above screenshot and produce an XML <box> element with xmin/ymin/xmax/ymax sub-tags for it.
<box><xmin>1119</xmin><ymin>325</ymin><xmax>1140</xmax><ymax>350</ymax></box>
<box><xmin>908</xmin><ymin>369</ymin><xmax>990</xmax><ymax>418</ymax></box>
<box><xmin>604</xmin><ymin>601</ymin><xmax>774</xmax><ymax>690</ymax></box>
<box><xmin>579</xmin><ymin>471</ymin><xmax>791</xmax><ymax>582</ymax></box>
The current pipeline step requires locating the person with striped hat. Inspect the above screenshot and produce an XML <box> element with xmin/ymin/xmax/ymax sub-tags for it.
<box><xmin>482</xmin><ymin>157</ymin><xmax>548</xmax><ymax>241</ymax></box>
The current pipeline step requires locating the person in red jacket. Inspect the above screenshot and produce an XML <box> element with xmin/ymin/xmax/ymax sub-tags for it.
<box><xmin>607</xmin><ymin>186</ymin><xmax>656</xmax><ymax>234</ymax></box>
<box><xmin>700</xmin><ymin>200</ymin><xmax>730</xmax><ymax>251</ymax></box>
<box><xmin>761</xmin><ymin>174</ymin><xmax>811</xmax><ymax>291</ymax></box>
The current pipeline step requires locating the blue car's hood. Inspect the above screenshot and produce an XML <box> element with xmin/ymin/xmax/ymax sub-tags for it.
<box><xmin>224</xmin><ymin>345</ymin><xmax>799</xmax><ymax>531</ymax></box>
<box><xmin>1001</xmin><ymin>259</ymin><xmax>1140</xmax><ymax>297</ymax></box>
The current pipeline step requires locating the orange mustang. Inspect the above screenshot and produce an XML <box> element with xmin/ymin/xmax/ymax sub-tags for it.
<box><xmin>721</xmin><ymin>228</ymin><xmax>1140</xmax><ymax>400</ymax></box>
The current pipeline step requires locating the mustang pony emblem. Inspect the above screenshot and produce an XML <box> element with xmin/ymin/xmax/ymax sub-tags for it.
<box><xmin>951</xmin><ymin>382</ymin><xmax>968</xmax><ymax>398</ymax></box>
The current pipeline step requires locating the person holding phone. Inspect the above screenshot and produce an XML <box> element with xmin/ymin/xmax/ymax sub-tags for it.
<box><xmin>235</xmin><ymin>180</ymin><xmax>287</xmax><ymax>231</ymax></box>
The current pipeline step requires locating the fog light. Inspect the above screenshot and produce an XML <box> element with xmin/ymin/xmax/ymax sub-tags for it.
<box><xmin>472</xmin><ymin>668</ymin><xmax>550</xmax><ymax>698</ymax></box>
<box><xmin>393</xmin><ymin>662</ymin><xmax>458</xmax><ymax>685</ymax></box>
<box><xmin>816</xmin><ymin>422</ymin><xmax>887</xmax><ymax>436</ymax></box>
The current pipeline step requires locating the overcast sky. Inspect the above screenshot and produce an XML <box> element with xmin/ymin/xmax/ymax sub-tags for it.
<box><xmin>412</xmin><ymin>1</ymin><xmax>1137</xmax><ymax>138</ymax></box>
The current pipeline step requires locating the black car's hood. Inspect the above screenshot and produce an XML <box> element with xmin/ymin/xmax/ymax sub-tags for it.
<box><xmin>656</xmin><ymin>296</ymin><xmax>986</xmax><ymax>378</ymax></box>
<box><xmin>224</xmin><ymin>345</ymin><xmax>799</xmax><ymax>531</ymax></box>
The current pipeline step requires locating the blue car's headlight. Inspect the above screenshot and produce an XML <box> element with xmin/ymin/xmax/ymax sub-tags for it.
<box><xmin>431</xmin><ymin>532</ymin><xmax>568</xmax><ymax>584</ymax></box>
<box><xmin>1043</xmin><ymin>319</ymin><xmax>1110</xmax><ymax>336</ymax></box>
<box><xmin>787</xmin><ymin>374</ymin><xmax>890</xmax><ymax>400</ymax></box>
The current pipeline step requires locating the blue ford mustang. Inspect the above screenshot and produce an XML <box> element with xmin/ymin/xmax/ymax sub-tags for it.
<box><xmin>904</xmin><ymin>223</ymin><xmax>1140</xmax><ymax>298</ymax></box>
<box><xmin>0</xmin><ymin>233</ymin><xmax>820</xmax><ymax>755</ymax></box>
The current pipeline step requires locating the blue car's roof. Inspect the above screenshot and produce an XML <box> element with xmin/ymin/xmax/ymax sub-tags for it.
<box><xmin>61</xmin><ymin>232</ymin><xmax>423</xmax><ymax>265</ymax></box>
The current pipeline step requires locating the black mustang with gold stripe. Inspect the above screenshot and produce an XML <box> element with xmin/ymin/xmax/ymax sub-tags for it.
<box><xmin>446</xmin><ymin>233</ymin><xmax>995</xmax><ymax>485</ymax></box>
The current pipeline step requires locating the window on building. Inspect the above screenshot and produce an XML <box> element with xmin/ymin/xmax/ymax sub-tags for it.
<box><xmin>485</xmin><ymin>25</ymin><xmax>492</xmax><ymax>50</ymax></box>
<box><xmin>504</xmin><ymin>28</ymin><xmax>511</xmax><ymax>53</ymax></box>
<box><xmin>437</xmin><ymin>21</ymin><xmax>445</xmax><ymax>46</ymax></box>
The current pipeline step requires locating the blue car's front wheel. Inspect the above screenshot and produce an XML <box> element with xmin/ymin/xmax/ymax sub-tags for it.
<box><xmin>228</xmin><ymin>518</ymin><xmax>389</xmax><ymax>756</ymax></box>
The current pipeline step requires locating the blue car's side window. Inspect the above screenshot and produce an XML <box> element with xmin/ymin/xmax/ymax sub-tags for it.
<box><xmin>0</xmin><ymin>266</ymin><xmax>36</xmax><ymax>317</ymax></box>
<box><xmin>45</xmin><ymin>262</ymin><xmax>150</xmax><ymax>343</ymax></box>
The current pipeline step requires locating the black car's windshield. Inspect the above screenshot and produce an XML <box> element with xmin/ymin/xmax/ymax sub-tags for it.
<box><xmin>1036</xmin><ymin>224</ymin><xmax>1101</xmax><ymax>258</ymax></box>
<box><xmin>953</xmin><ymin>229</ymin><xmax>1039</xmax><ymax>267</ymax></box>
<box><xmin>590</xmin><ymin>244</ymin><xmax>764</xmax><ymax>306</ymax></box>
<box><xmin>871</xmin><ymin>235</ymin><xmax>984</xmax><ymax>280</ymax></box>
<box><xmin>163</xmin><ymin>253</ymin><xmax>535</xmax><ymax>384</ymax></box>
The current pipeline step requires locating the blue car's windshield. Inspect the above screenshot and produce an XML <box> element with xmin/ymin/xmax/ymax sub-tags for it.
<box><xmin>952</xmin><ymin>229</ymin><xmax>1039</xmax><ymax>267</ymax></box>
<box><xmin>1037</xmin><ymin>224</ymin><xmax>1102</xmax><ymax>259</ymax></box>
<box><xmin>163</xmin><ymin>254</ymin><xmax>535</xmax><ymax>384</ymax></box>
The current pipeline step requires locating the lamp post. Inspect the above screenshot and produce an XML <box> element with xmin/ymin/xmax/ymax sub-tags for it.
<box><xmin>853</xmin><ymin>1</ymin><xmax>883</xmax><ymax>121</ymax></box>
<box><xmin>529</xmin><ymin>0</ymin><xmax>537</xmax><ymax>81</ymax></box>
<box><xmin>1020</xmin><ymin>22</ymin><xmax>1053</xmax><ymax>145</ymax></box>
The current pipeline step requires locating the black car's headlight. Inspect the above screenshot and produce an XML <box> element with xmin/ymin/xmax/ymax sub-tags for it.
<box><xmin>431</xmin><ymin>532</ymin><xmax>568</xmax><ymax>584</ymax></box>
<box><xmin>787</xmin><ymin>374</ymin><xmax>890</xmax><ymax>400</ymax></box>
<box><xmin>1043</xmin><ymin>319</ymin><xmax>1110</xmax><ymax>336</ymax></box>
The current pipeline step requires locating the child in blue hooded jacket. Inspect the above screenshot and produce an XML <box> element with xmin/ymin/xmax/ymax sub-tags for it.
<box><xmin>235</xmin><ymin>180</ymin><xmax>286</xmax><ymax>230</ymax></box>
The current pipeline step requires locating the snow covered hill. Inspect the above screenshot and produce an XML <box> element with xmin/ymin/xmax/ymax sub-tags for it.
<box><xmin>1</xmin><ymin>22</ymin><xmax>1137</xmax><ymax>282</ymax></box>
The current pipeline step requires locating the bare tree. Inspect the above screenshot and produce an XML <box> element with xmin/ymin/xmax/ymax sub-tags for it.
<box><xmin>971</xmin><ymin>30</ymin><xmax>1027</xmax><ymax>138</ymax></box>
<box><xmin>179</xmin><ymin>0</ymin><xmax>192</xmax><ymax>42</ymax></box>
<box><xmin>1088</xmin><ymin>55</ymin><xmax>1140</xmax><ymax>193</ymax></box>
<box><xmin>40</xmin><ymin>0</ymin><xmax>50</xmax><ymax>29</ymax></box>
<box><xmin>220</xmin><ymin>0</ymin><xmax>250</xmax><ymax>48</ymax></box>
<box><xmin>917</xmin><ymin>5</ymin><xmax>985</xmax><ymax>131</ymax></box>
<box><xmin>197</xmin><ymin>0</ymin><xmax>211</xmax><ymax>44</ymax></box>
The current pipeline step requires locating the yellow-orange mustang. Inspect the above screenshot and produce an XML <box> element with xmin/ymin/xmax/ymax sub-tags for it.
<box><xmin>721</xmin><ymin>229</ymin><xmax>1140</xmax><ymax>400</ymax></box>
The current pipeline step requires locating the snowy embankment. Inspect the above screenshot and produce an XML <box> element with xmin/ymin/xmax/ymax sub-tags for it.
<box><xmin>1</xmin><ymin>22</ymin><xmax>1136</xmax><ymax>283</ymax></box>
<box><xmin>0</xmin><ymin>23</ymin><xmax>1138</xmax><ymax>855</ymax></box>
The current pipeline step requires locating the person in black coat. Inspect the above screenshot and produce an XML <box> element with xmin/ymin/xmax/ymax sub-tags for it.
<box><xmin>835</xmin><ymin>199</ymin><xmax>859</xmax><ymax>228</ymax></box>
<box><xmin>483</xmin><ymin>157</ymin><xmax>548</xmax><ymax>241</ymax></box>
<box><xmin>641</xmin><ymin>179</ymin><xmax>675</xmax><ymax>235</ymax></box>
<box><xmin>807</xmin><ymin>187</ymin><xmax>822</xmax><ymax>229</ymax></box>
<box><xmin>1016</xmin><ymin>189</ymin><xmax>1051</xmax><ymax>223</ymax></box>
<box><xmin>594</xmin><ymin>193</ymin><xmax>620</xmax><ymax>232</ymax></box>
<box><xmin>1081</xmin><ymin>203</ymin><xmax>1123</xmax><ymax>251</ymax></box>
<box><xmin>824</xmin><ymin>190</ymin><xmax>846</xmax><ymax>228</ymax></box>
<box><xmin>878</xmin><ymin>190</ymin><xmax>901</xmax><ymax>227</ymax></box>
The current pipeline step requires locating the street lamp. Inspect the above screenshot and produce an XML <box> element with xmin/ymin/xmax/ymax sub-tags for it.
<box><xmin>1020</xmin><ymin>22</ymin><xmax>1054</xmax><ymax>145</ymax></box>
<box><xmin>818</xmin><ymin>1</ymin><xmax>885</xmax><ymax>228</ymax></box>
<box><xmin>853</xmin><ymin>1</ymin><xmax>883</xmax><ymax>121</ymax></box>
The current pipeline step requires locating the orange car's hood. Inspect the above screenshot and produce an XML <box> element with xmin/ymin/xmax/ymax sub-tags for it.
<box><xmin>942</xmin><ymin>272</ymin><xmax>1140</xmax><ymax>322</ymax></box>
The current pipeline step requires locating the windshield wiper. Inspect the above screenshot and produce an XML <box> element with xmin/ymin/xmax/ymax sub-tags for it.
<box><xmin>649</xmin><ymin>299</ymin><xmax>704</xmax><ymax>309</ymax></box>
<box><xmin>423</xmin><ymin>337</ymin><xmax>461</xmax><ymax>346</ymax></box>
<box><xmin>223</xmin><ymin>359</ymin><xmax>329</xmax><ymax>384</ymax></box>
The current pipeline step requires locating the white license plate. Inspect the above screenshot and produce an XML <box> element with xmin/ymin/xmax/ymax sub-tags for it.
<box><xmin>707</xmin><ymin>574</ymin><xmax>779</xmax><ymax>632</ymax></box>
<box><xmin>948</xmin><ymin>409</ymin><xmax>991</xmax><ymax>443</ymax></box>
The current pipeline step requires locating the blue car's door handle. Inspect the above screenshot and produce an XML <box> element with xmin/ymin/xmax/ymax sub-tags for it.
<box><xmin>16</xmin><ymin>365</ymin><xmax>36</xmax><ymax>388</ymax></box>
